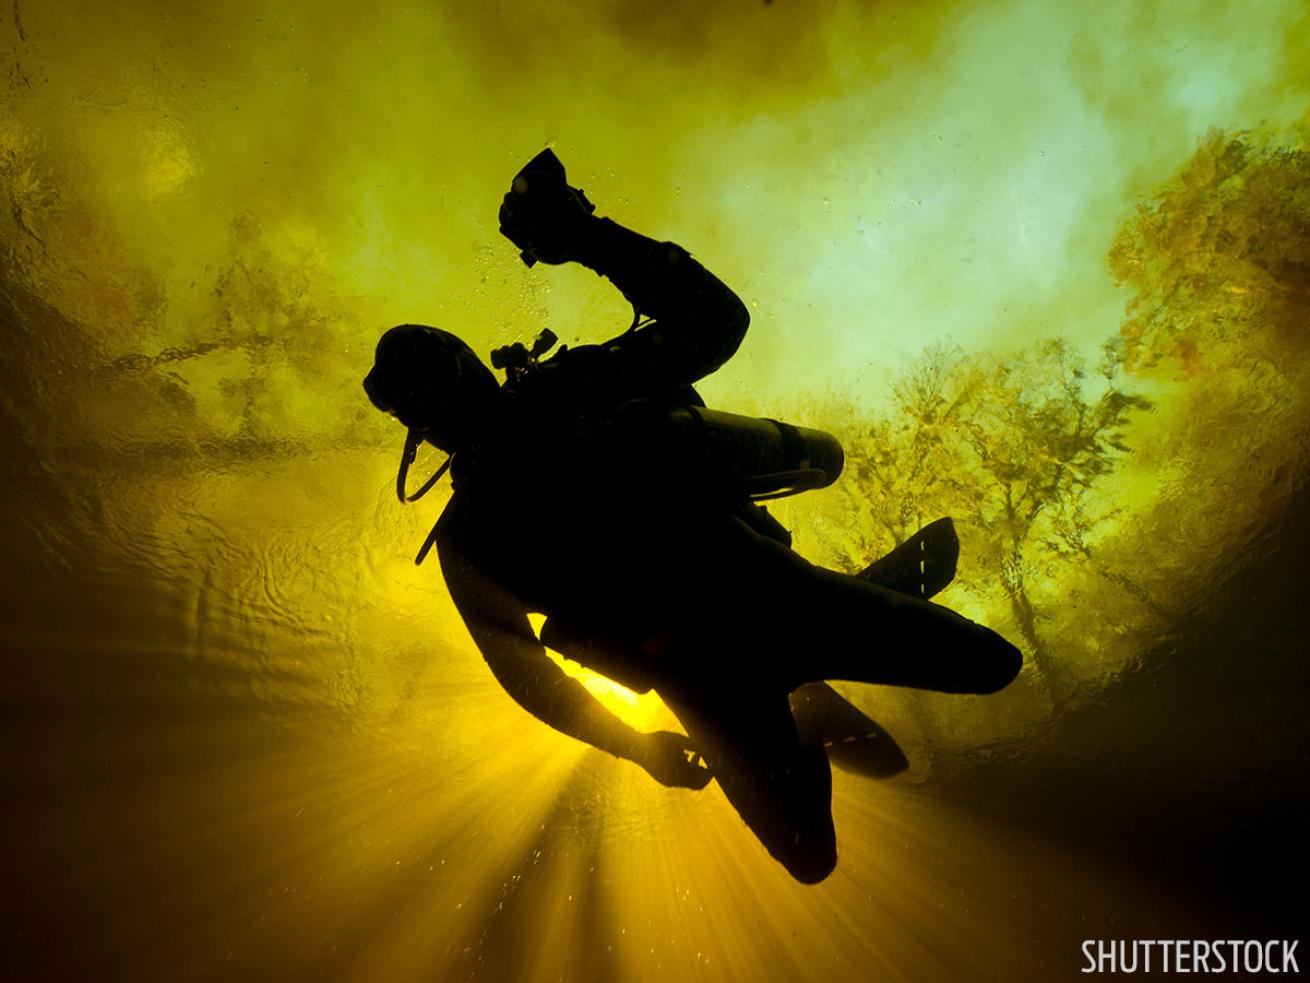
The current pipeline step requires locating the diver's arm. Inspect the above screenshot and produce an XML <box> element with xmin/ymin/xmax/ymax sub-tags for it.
<box><xmin>435</xmin><ymin>530</ymin><xmax>708</xmax><ymax>788</ymax></box>
<box><xmin>573</xmin><ymin>217</ymin><xmax>751</xmax><ymax>386</ymax></box>
<box><xmin>499</xmin><ymin>162</ymin><xmax>750</xmax><ymax>398</ymax></box>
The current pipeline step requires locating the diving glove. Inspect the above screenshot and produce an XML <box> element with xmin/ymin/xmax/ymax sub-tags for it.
<box><xmin>498</xmin><ymin>148</ymin><xmax>598</xmax><ymax>267</ymax></box>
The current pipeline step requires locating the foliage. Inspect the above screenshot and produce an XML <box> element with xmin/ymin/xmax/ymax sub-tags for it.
<box><xmin>833</xmin><ymin>340</ymin><xmax>1149</xmax><ymax>689</ymax></box>
<box><xmin>822</xmin><ymin>125</ymin><xmax>1310</xmax><ymax>708</ymax></box>
<box><xmin>1109</xmin><ymin>128</ymin><xmax>1310</xmax><ymax>375</ymax></box>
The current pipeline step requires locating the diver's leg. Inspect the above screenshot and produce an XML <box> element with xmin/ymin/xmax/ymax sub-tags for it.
<box><xmin>685</xmin><ymin>517</ymin><xmax>1022</xmax><ymax>695</ymax></box>
<box><xmin>777</xmin><ymin>561</ymin><xmax>1023</xmax><ymax>693</ymax></box>
<box><xmin>659</xmin><ymin>677</ymin><xmax>837</xmax><ymax>884</ymax></box>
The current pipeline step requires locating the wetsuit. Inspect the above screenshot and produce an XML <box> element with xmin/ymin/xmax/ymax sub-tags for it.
<box><xmin>433</xmin><ymin>218</ymin><xmax>1021</xmax><ymax>882</ymax></box>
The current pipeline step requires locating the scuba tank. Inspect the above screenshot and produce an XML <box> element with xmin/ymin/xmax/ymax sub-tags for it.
<box><xmin>649</xmin><ymin>403</ymin><xmax>844</xmax><ymax>502</ymax></box>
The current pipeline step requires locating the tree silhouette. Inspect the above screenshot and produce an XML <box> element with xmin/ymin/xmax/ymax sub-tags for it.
<box><xmin>1109</xmin><ymin>128</ymin><xmax>1310</xmax><ymax>375</ymax></box>
<box><xmin>824</xmin><ymin>125</ymin><xmax>1310</xmax><ymax>703</ymax></box>
<box><xmin>832</xmin><ymin>339</ymin><xmax>1149</xmax><ymax>693</ymax></box>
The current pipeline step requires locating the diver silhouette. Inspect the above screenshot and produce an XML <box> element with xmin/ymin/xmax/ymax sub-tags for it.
<box><xmin>363</xmin><ymin>149</ymin><xmax>1022</xmax><ymax>883</ymax></box>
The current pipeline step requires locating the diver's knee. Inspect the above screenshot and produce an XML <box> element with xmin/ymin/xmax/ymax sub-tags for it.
<box><xmin>972</xmin><ymin>637</ymin><xmax>1023</xmax><ymax>694</ymax></box>
<box><xmin>783</xmin><ymin>840</ymin><xmax>837</xmax><ymax>884</ymax></box>
<box><xmin>775</xmin><ymin>748</ymin><xmax>837</xmax><ymax>883</ymax></box>
<box><xmin>769</xmin><ymin>795</ymin><xmax>837</xmax><ymax>883</ymax></box>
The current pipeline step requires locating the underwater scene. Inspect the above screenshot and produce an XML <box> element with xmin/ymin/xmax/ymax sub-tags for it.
<box><xmin>1</xmin><ymin>1</ymin><xmax>1307</xmax><ymax>979</ymax></box>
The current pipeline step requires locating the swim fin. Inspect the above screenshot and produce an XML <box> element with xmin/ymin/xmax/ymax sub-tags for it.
<box><xmin>790</xmin><ymin>681</ymin><xmax>909</xmax><ymax>778</ymax></box>
<box><xmin>857</xmin><ymin>516</ymin><xmax>959</xmax><ymax>600</ymax></box>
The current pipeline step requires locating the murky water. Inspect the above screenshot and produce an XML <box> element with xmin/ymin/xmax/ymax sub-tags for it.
<box><xmin>2</xmin><ymin>1</ymin><xmax>1308</xmax><ymax>979</ymax></box>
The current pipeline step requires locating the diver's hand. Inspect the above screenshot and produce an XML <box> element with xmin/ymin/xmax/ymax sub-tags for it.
<box><xmin>637</xmin><ymin>731</ymin><xmax>711</xmax><ymax>790</ymax></box>
<box><xmin>499</xmin><ymin>150</ymin><xmax>598</xmax><ymax>267</ymax></box>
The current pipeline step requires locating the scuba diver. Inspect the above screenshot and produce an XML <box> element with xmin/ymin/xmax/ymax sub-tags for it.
<box><xmin>363</xmin><ymin>150</ymin><xmax>1022</xmax><ymax>883</ymax></box>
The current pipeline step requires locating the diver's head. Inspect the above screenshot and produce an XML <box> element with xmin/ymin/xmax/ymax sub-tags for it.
<box><xmin>363</xmin><ymin>324</ymin><xmax>501</xmax><ymax>453</ymax></box>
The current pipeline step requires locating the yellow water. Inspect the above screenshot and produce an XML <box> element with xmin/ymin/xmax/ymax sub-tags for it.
<box><xmin>2</xmin><ymin>1</ymin><xmax>1308</xmax><ymax>979</ymax></box>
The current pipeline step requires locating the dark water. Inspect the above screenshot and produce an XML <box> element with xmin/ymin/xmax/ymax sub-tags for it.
<box><xmin>2</xmin><ymin>277</ymin><xmax>1306</xmax><ymax>977</ymax></box>
<box><xmin>2</xmin><ymin>1</ymin><xmax>1308</xmax><ymax>976</ymax></box>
